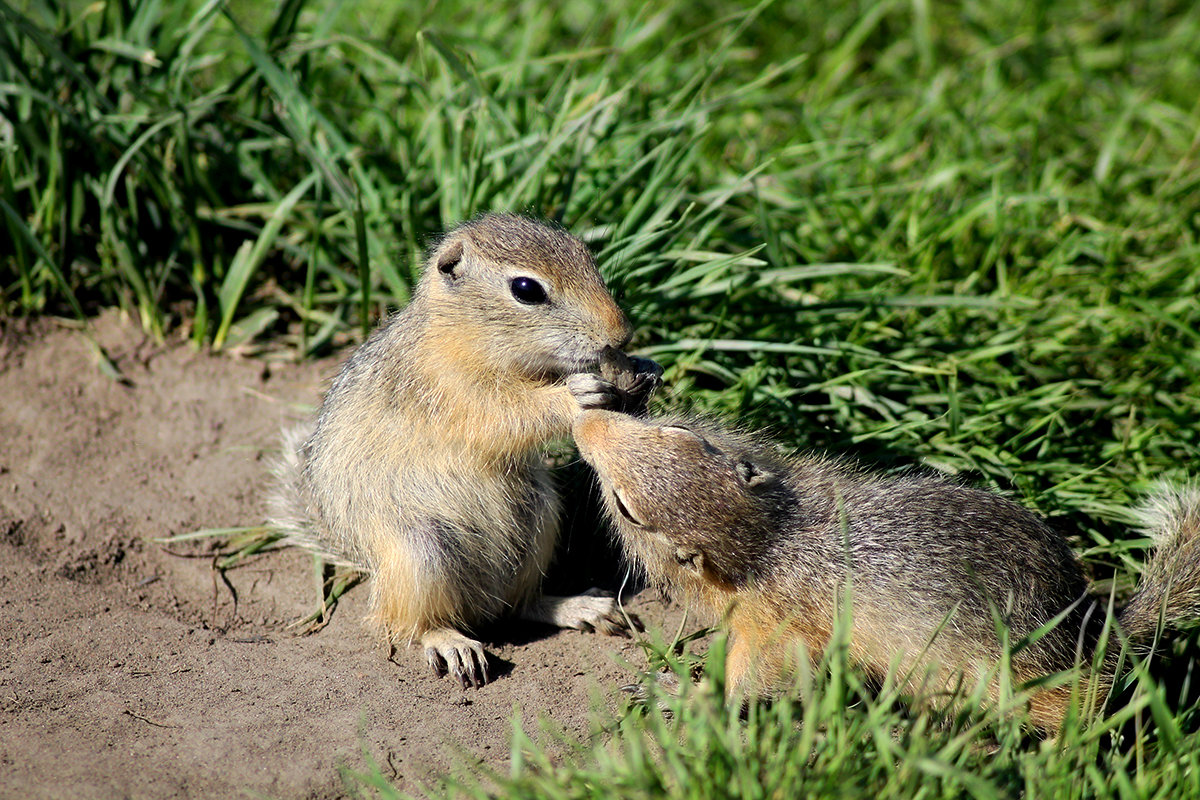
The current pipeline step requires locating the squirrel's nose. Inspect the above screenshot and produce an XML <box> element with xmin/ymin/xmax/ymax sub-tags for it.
<box><xmin>573</xmin><ymin>409</ymin><xmax>616</xmax><ymax>451</ymax></box>
<box><xmin>614</xmin><ymin>315</ymin><xmax>633</xmax><ymax>349</ymax></box>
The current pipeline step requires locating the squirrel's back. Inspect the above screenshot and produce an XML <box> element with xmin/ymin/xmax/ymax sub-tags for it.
<box><xmin>574</xmin><ymin>409</ymin><xmax>1200</xmax><ymax>729</ymax></box>
<box><xmin>267</xmin><ymin>420</ymin><xmax>361</xmax><ymax>569</ymax></box>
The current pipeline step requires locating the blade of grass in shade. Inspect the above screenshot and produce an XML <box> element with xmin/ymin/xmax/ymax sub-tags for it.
<box><xmin>1</xmin><ymin>151</ymin><xmax>35</xmax><ymax>307</ymax></box>
<box><xmin>175</xmin><ymin>109</ymin><xmax>210</xmax><ymax>346</ymax></box>
<box><xmin>213</xmin><ymin>170</ymin><xmax>319</xmax><ymax>350</ymax></box>
<box><xmin>0</xmin><ymin>2</ymin><xmax>116</xmax><ymax>115</ymax></box>
<box><xmin>419</xmin><ymin>29</ymin><xmax>520</xmax><ymax>141</ymax></box>
<box><xmin>298</xmin><ymin>179</ymin><xmax>324</xmax><ymax>358</ymax></box>
<box><xmin>82</xmin><ymin>336</ymin><xmax>130</xmax><ymax>385</ymax></box>
<box><xmin>98</xmin><ymin>208</ymin><xmax>158</xmax><ymax>336</ymax></box>
<box><xmin>811</xmin><ymin>0</ymin><xmax>900</xmax><ymax>101</ymax></box>
<box><xmin>354</xmin><ymin>184</ymin><xmax>371</xmax><ymax>341</ymax></box>
<box><xmin>100</xmin><ymin>112</ymin><xmax>184</xmax><ymax>209</ymax></box>
<box><xmin>0</xmin><ymin>196</ymin><xmax>85</xmax><ymax>322</ymax></box>
<box><xmin>222</xmin><ymin>7</ymin><xmax>372</xmax><ymax>211</ymax></box>
<box><xmin>222</xmin><ymin>307</ymin><xmax>279</xmax><ymax>352</ymax></box>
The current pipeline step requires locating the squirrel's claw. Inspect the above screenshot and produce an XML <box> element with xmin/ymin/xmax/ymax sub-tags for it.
<box><xmin>568</xmin><ymin>373</ymin><xmax>621</xmax><ymax>410</ymax></box>
<box><xmin>422</xmin><ymin>629</ymin><xmax>491</xmax><ymax>688</ymax></box>
<box><xmin>582</xmin><ymin>587</ymin><xmax>644</xmax><ymax>637</ymax></box>
<box><xmin>527</xmin><ymin>588</ymin><xmax>642</xmax><ymax>637</ymax></box>
<box><xmin>622</xmin><ymin>670</ymin><xmax>682</xmax><ymax>714</ymax></box>
<box><xmin>626</xmin><ymin>355</ymin><xmax>664</xmax><ymax>380</ymax></box>
<box><xmin>598</xmin><ymin>347</ymin><xmax>663</xmax><ymax>415</ymax></box>
<box><xmin>570</xmin><ymin>350</ymin><xmax>664</xmax><ymax>415</ymax></box>
<box><xmin>427</xmin><ymin>648</ymin><xmax>447</xmax><ymax>678</ymax></box>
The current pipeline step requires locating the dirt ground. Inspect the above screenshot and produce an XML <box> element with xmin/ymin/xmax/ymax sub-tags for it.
<box><xmin>0</xmin><ymin>311</ymin><xmax>677</xmax><ymax>800</ymax></box>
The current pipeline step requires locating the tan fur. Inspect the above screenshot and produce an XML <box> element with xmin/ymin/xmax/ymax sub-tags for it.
<box><xmin>270</xmin><ymin>214</ymin><xmax>647</xmax><ymax>686</ymax></box>
<box><xmin>575</xmin><ymin>410</ymin><xmax>1200</xmax><ymax>731</ymax></box>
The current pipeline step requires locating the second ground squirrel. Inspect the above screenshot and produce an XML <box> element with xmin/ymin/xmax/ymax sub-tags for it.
<box><xmin>270</xmin><ymin>214</ymin><xmax>659</xmax><ymax>687</ymax></box>
<box><xmin>574</xmin><ymin>409</ymin><xmax>1200</xmax><ymax>731</ymax></box>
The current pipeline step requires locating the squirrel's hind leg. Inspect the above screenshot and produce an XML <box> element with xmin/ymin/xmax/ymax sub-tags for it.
<box><xmin>368</xmin><ymin>521</ymin><xmax>499</xmax><ymax>686</ymax></box>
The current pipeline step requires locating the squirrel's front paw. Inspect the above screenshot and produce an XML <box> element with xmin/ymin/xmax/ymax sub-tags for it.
<box><xmin>421</xmin><ymin>627</ymin><xmax>491</xmax><ymax>688</ymax></box>
<box><xmin>568</xmin><ymin>372</ymin><xmax>621</xmax><ymax>410</ymax></box>
<box><xmin>600</xmin><ymin>347</ymin><xmax>664</xmax><ymax>415</ymax></box>
<box><xmin>619</xmin><ymin>356</ymin><xmax>664</xmax><ymax>411</ymax></box>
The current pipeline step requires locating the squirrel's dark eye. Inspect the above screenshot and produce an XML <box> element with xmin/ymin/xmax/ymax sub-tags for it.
<box><xmin>510</xmin><ymin>277</ymin><xmax>548</xmax><ymax>305</ymax></box>
<box><xmin>612</xmin><ymin>489</ymin><xmax>645</xmax><ymax>527</ymax></box>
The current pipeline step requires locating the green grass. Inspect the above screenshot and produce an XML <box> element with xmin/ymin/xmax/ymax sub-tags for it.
<box><xmin>350</xmin><ymin>623</ymin><xmax>1200</xmax><ymax>800</ymax></box>
<box><xmin>4</xmin><ymin>0</ymin><xmax>1200</xmax><ymax>796</ymax></box>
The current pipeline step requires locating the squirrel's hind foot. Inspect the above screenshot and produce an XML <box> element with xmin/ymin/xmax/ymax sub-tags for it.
<box><xmin>524</xmin><ymin>588</ymin><xmax>643</xmax><ymax>637</ymax></box>
<box><xmin>621</xmin><ymin>669</ymin><xmax>682</xmax><ymax>709</ymax></box>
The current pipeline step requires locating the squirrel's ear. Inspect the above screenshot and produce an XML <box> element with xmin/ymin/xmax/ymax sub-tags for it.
<box><xmin>436</xmin><ymin>239</ymin><xmax>464</xmax><ymax>280</ymax></box>
<box><xmin>736</xmin><ymin>460</ymin><xmax>772</xmax><ymax>490</ymax></box>
<box><xmin>674</xmin><ymin>547</ymin><xmax>706</xmax><ymax>577</ymax></box>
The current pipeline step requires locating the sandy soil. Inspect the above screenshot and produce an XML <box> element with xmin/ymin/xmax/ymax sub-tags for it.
<box><xmin>0</xmin><ymin>311</ymin><xmax>675</xmax><ymax>799</ymax></box>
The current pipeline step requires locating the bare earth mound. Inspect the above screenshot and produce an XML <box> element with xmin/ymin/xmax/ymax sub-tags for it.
<box><xmin>0</xmin><ymin>312</ymin><xmax>670</xmax><ymax>799</ymax></box>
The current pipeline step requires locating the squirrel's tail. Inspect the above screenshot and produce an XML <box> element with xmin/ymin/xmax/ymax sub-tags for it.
<box><xmin>267</xmin><ymin>422</ymin><xmax>362</xmax><ymax>570</ymax></box>
<box><xmin>1116</xmin><ymin>485</ymin><xmax>1200</xmax><ymax>646</ymax></box>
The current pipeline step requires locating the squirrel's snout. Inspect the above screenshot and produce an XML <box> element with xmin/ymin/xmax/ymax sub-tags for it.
<box><xmin>573</xmin><ymin>409</ymin><xmax>614</xmax><ymax>453</ymax></box>
<box><xmin>601</xmin><ymin>304</ymin><xmax>633</xmax><ymax>350</ymax></box>
<box><xmin>614</xmin><ymin>317</ymin><xmax>633</xmax><ymax>349</ymax></box>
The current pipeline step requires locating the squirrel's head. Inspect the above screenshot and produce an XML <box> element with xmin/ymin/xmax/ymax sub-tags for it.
<box><xmin>421</xmin><ymin>214</ymin><xmax>632</xmax><ymax>379</ymax></box>
<box><xmin>574</xmin><ymin>410</ymin><xmax>793</xmax><ymax>596</ymax></box>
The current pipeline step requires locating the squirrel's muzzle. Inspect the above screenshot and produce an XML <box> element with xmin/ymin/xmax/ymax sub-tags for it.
<box><xmin>573</xmin><ymin>409</ymin><xmax>621</xmax><ymax>460</ymax></box>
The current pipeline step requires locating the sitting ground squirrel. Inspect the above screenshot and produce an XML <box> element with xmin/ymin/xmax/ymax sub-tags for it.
<box><xmin>270</xmin><ymin>214</ymin><xmax>659</xmax><ymax>687</ymax></box>
<box><xmin>573</xmin><ymin>409</ymin><xmax>1200</xmax><ymax>731</ymax></box>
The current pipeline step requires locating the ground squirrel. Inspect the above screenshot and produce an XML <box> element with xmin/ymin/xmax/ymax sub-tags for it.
<box><xmin>270</xmin><ymin>214</ymin><xmax>659</xmax><ymax>687</ymax></box>
<box><xmin>574</xmin><ymin>409</ymin><xmax>1200</xmax><ymax>730</ymax></box>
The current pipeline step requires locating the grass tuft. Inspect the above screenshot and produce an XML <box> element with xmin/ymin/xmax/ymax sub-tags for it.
<box><xmin>358</xmin><ymin>619</ymin><xmax>1200</xmax><ymax>800</ymax></box>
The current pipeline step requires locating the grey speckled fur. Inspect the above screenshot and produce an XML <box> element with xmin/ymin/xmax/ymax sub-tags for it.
<box><xmin>574</xmin><ymin>409</ymin><xmax>1200</xmax><ymax>729</ymax></box>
